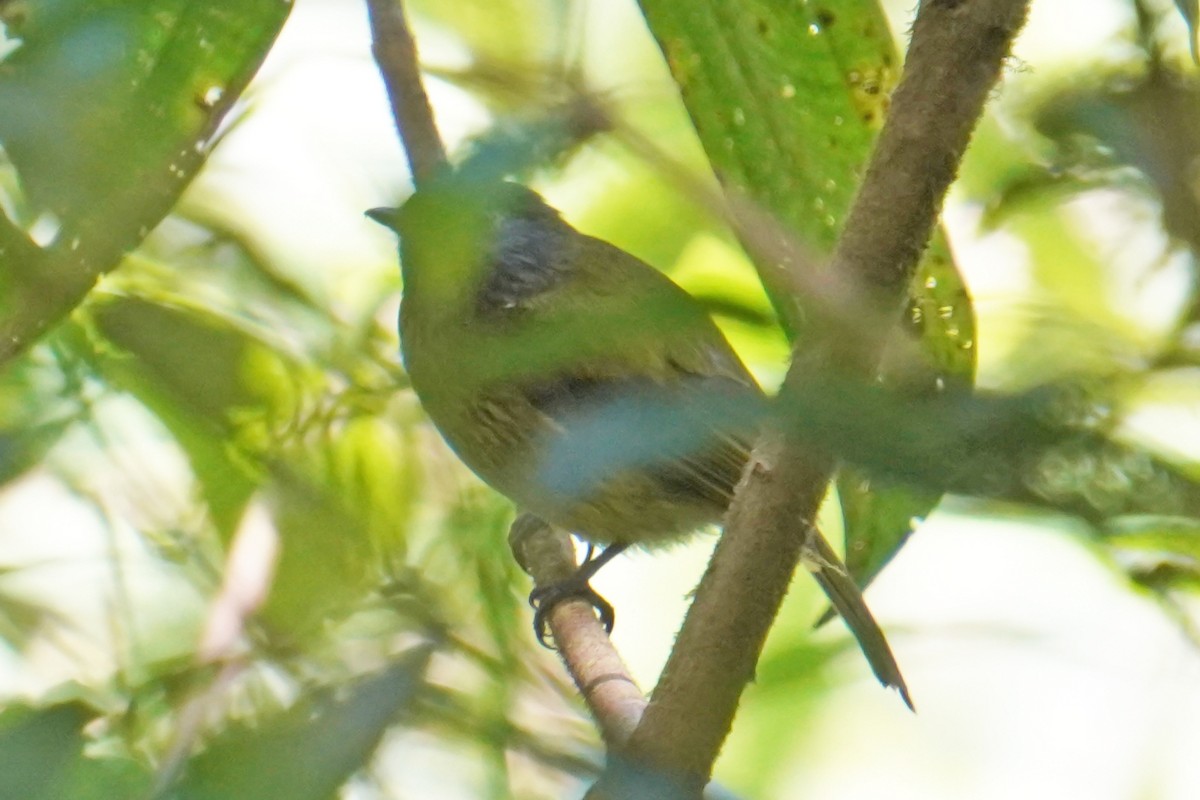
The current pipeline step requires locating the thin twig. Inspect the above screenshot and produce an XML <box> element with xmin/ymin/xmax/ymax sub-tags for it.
<box><xmin>590</xmin><ymin>2</ymin><xmax>1033</xmax><ymax>796</ymax></box>
<box><xmin>509</xmin><ymin>515</ymin><xmax>647</xmax><ymax>746</ymax></box>
<box><xmin>365</xmin><ymin>0</ymin><xmax>447</xmax><ymax>186</ymax></box>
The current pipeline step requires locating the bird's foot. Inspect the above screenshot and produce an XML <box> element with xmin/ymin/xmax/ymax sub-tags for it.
<box><xmin>529</xmin><ymin>579</ymin><xmax>615</xmax><ymax>647</ymax></box>
<box><xmin>528</xmin><ymin>543</ymin><xmax>627</xmax><ymax>648</ymax></box>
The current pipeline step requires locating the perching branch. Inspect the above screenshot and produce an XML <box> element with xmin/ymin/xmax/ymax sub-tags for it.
<box><xmin>509</xmin><ymin>515</ymin><xmax>647</xmax><ymax>746</ymax></box>
<box><xmin>365</xmin><ymin>0</ymin><xmax>447</xmax><ymax>186</ymax></box>
<box><xmin>592</xmin><ymin>1</ymin><xmax>1032</xmax><ymax>796</ymax></box>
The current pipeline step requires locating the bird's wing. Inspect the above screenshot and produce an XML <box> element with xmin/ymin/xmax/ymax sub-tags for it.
<box><xmin>521</xmin><ymin>367</ymin><xmax>761</xmax><ymax>511</ymax></box>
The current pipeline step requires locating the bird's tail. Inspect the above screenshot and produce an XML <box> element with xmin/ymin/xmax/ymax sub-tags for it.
<box><xmin>807</xmin><ymin>533</ymin><xmax>913</xmax><ymax>710</ymax></box>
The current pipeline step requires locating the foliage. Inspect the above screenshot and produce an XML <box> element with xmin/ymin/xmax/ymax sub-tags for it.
<box><xmin>0</xmin><ymin>0</ymin><xmax>1199</xmax><ymax>798</ymax></box>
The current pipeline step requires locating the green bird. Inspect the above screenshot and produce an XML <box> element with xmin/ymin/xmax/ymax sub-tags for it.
<box><xmin>370</xmin><ymin>178</ymin><xmax>911</xmax><ymax>708</ymax></box>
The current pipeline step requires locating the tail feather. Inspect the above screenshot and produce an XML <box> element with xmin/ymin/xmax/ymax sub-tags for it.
<box><xmin>808</xmin><ymin>534</ymin><xmax>913</xmax><ymax>711</ymax></box>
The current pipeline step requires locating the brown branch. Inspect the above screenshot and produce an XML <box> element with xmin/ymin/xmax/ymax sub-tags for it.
<box><xmin>508</xmin><ymin>514</ymin><xmax>647</xmax><ymax>747</ymax></box>
<box><xmin>590</xmin><ymin>2</ymin><xmax>1033</xmax><ymax>797</ymax></box>
<box><xmin>365</xmin><ymin>0</ymin><xmax>447</xmax><ymax>187</ymax></box>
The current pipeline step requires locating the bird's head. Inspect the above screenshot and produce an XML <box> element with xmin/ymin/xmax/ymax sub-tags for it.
<box><xmin>369</xmin><ymin>179</ymin><xmax>570</xmax><ymax>310</ymax></box>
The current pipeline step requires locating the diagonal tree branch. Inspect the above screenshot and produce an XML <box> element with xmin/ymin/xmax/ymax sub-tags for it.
<box><xmin>591</xmin><ymin>2</ymin><xmax>1032</xmax><ymax>797</ymax></box>
<box><xmin>365</xmin><ymin>0</ymin><xmax>447</xmax><ymax>187</ymax></box>
<box><xmin>509</xmin><ymin>515</ymin><xmax>647</xmax><ymax>746</ymax></box>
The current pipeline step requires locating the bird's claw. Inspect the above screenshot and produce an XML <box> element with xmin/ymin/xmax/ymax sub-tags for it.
<box><xmin>529</xmin><ymin>580</ymin><xmax>615</xmax><ymax>648</ymax></box>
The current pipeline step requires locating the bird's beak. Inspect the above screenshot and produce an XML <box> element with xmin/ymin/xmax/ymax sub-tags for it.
<box><xmin>365</xmin><ymin>206</ymin><xmax>400</xmax><ymax>230</ymax></box>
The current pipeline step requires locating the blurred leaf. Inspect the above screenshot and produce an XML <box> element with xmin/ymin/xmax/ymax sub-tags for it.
<box><xmin>0</xmin><ymin>702</ymin><xmax>89</xmax><ymax>799</ymax></box>
<box><xmin>0</xmin><ymin>347</ymin><xmax>83</xmax><ymax>489</ymax></box>
<box><xmin>85</xmin><ymin>293</ymin><xmax>409</xmax><ymax>638</ymax></box>
<box><xmin>0</xmin><ymin>702</ymin><xmax>151</xmax><ymax>800</ymax></box>
<box><xmin>0</xmin><ymin>0</ymin><xmax>290</xmax><ymax>364</ymax></box>
<box><xmin>92</xmin><ymin>298</ymin><xmax>267</xmax><ymax>422</ymax></box>
<box><xmin>320</xmin><ymin>415</ymin><xmax>422</xmax><ymax>563</ymax></box>
<box><xmin>1018</xmin><ymin>435</ymin><xmax>1200</xmax><ymax>520</ymax></box>
<box><xmin>1103</xmin><ymin>515</ymin><xmax>1200</xmax><ymax>614</ymax></box>
<box><xmin>456</xmin><ymin>91</ymin><xmax>613</xmax><ymax>184</ymax></box>
<box><xmin>410</xmin><ymin>0</ymin><xmax>561</xmax><ymax>71</ymax></box>
<box><xmin>1032</xmin><ymin>66</ymin><xmax>1200</xmax><ymax>253</ymax></box>
<box><xmin>84</xmin><ymin>298</ymin><xmax>289</xmax><ymax>535</ymax></box>
<box><xmin>138</xmin><ymin>217</ymin><xmax>342</xmax><ymax>350</ymax></box>
<box><xmin>441</xmin><ymin>495</ymin><xmax>527</xmax><ymax>654</ymax></box>
<box><xmin>780</xmin><ymin>377</ymin><xmax>1200</xmax><ymax>523</ymax></box>
<box><xmin>537</xmin><ymin>376</ymin><xmax>764</xmax><ymax>501</ymax></box>
<box><xmin>636</xmin><ymin>0</ymin><xmax>975</xmax><ymax>594</ymax></box>
<box><xmin>1174</xmin><ymin>0</ymin><xmax>1200</xmax><ymax>63</ymax></box>
<box><xmin>174</xmin><ymin>650</ymin><xmax>431</xmax><ymax>800</ymax></box>
<box><xmin>1129</xmin><ymin>559</ymin><xmax>1200</xmax><ymax>593</ymax></box>
<box><xmin>1002</xmin><ymin>209</ymin><xmax>1153</xmax><ymax>384</ymax></box>
<box><xmin>1105</xmin><ymin>514</ymin><xmax>1200</xmax><ymax>565</ymax></box>
<box><xmin>259</xmin><ymin>473</ymin><xmax>379</xmax><ymax>639</ymax></box>
<box><xmin>0</xmin><ymin>575</ymin><xmax>74</xmax><ymax>649</ymax></box>
<box><xmin>636</xmin><ymin>0</ymin><xmax>893</xmax><ymax>316</ymax></box>
<box><xmin>0</xmin><ymin>0</ymin><xmax>287</xmax><ymax>222</ymax></box>
<box><xmin>520</xmin><ymin>350</ymin><xmax>1200</xmax><ymax>527</ymax></box>
<box><xmin>0</xmin><ymin>416</ymin><xmax>74</xmax><ymax>484</ymax></box>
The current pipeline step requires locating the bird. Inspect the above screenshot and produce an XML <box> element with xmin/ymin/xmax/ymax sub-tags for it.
<box><xmin>369</xmin><ymin>176</ymin><xmax>911</xmax><ymax>708</ymax></box>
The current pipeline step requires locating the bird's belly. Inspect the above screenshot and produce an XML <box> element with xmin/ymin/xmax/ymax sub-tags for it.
<box><xmin>537</xmin><ymin>474</ymin><xmax>726</xmax><ymax>547</ymax></box>
<box><xmin>424</xmin><ymin>390</ymin><xmax>729</xmax><ymax>547</ymax></box>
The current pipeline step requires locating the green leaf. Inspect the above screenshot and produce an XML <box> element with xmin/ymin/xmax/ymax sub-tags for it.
<box><xmin>410</xmin><ymin>0</ymin><xmax>561</xmax><ymax>72</ymax></box>
<box><xmin>0</xmin><ymin>1</ymin><xmax>286</xmax><ymax>223</ymax></box>
<box><xmin>0</xmin><ymin>0</ymin><xmax>290</xmax><ymax>364</ymax></box>
<box><xmin>92</xmin><ymin>298</ymin><xmax>264</xmax><ymax>422</ymax></box>
<box><xmin>0</xmin><ymin>702</ymin><xmax>90</xmax><ymax>799</ymax></box>
<box><xmin>834</xmin><ymin>479</ymin><xmax>926</xmax><ymax>594</ymax></box>
<box><xmin>259</xmin><ymin>473</ymin><xmax>380</xmax><ymax>639</ymax></box>
<box><xmin>83</xmin><ymin>298</ymin><xmax>285</xmax><ymax>536</ymax></box>
<box><xmin>174</xmin><ymin>651</ymin><xmax>431</xmax><ymax>800</ymax></box>
<box><xmin>637</xmin><ymin>0</ymin><xmax>893</xmax><ymax>280</ymax></box>
<box><xmin>636</xmin><ymin>0</ymin><xmax>975</xmax><ymax>591</ymax></box>
<box><xmin>1102</xmin><ymin>515</ymin><xmax>1200</xmax><ymax>603</ymax></box>
<box><xmin>0</xmin><ymin>702</ymin><xmax>151</xmax><ymax>800</ymax></box>
<box><xmin>0</xmin><ymin>346</ymin><xmax>83</xmax><ymax>489</ymax></box>
<box><xmin>838</xmin><ymin>238</ymin><xmax>975</xmax><ymax>590</ymax></box>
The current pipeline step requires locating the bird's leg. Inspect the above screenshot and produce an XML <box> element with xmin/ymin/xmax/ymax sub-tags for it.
<box><xmin>529</xmin><ymin>542</ymin><xmax>629</xmax><ymax>647</ymax></box>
